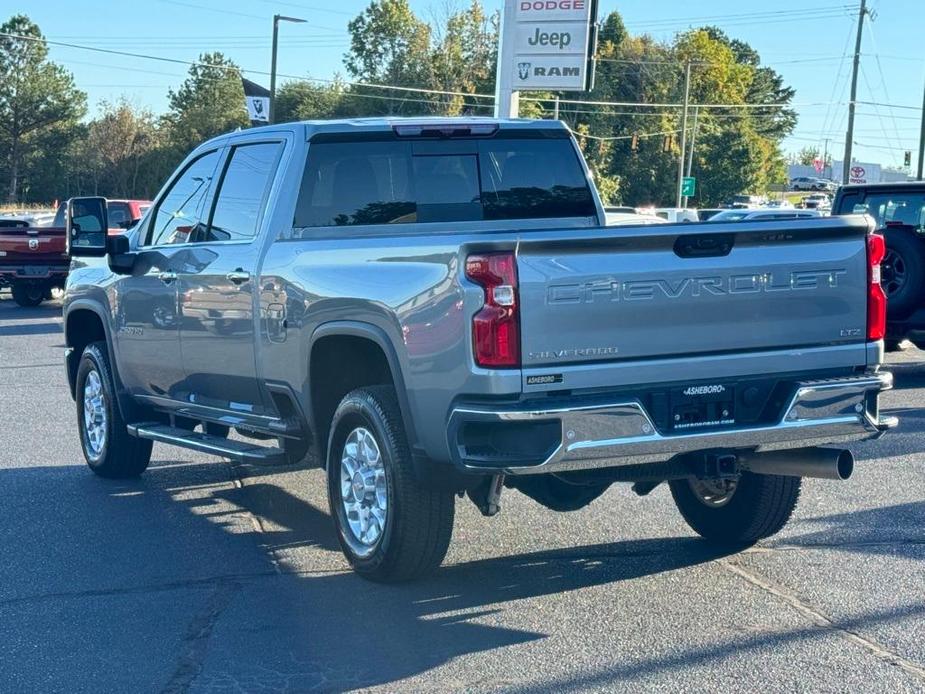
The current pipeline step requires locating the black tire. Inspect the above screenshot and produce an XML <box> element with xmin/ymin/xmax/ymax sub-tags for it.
<box><xmin>326</xmin><ymin>386</ymin><xmax>454</xmax><ymax>582</ymax></box>
<box><xmin>11</xmin><ymin>283</ymin><xmax>44</xmax><ymax>307</ymax></box>
<box><xmin>76</xmin><ymin>342</ymin><xmax>152</xmax><ymax>478</ymax></box>
<box><xmin>669</xmin><ymin>472</ymin><xmax>801</xmax><ymax>546</ymax></box>
<box><xmin>882</xmin><ymin>228</ymin><xmax>925</xmax><ymax>318</ymax></box>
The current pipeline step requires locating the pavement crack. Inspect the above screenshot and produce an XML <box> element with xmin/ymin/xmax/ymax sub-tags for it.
<box><xmin>161</xmin><ymin>580</ymin><xmax>240</xmax><ymax>694</ymax></box>
<box><xmin>746</xmin><ymin>539</ymin><xmax>925</xmax><ymax>553</ymax></box>
<box><xmin>719</xmin><ymin>558</ymin><xmax>925</xmax><ymax>683</ymax></box>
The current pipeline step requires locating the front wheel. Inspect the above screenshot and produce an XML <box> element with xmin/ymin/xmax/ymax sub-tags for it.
<box><xmin>11</xmin><ymin>283</ymin><xmax>44</xmax><ymax>307</ymax></box>
<box><xmin>327</xmin><ymin>386</ymin><xmax>455</xmax><ymax>582</ymax></box>
<box><xmin>669</xmin><ymin>472</ymin><xmax>801</xmax><ymax>545</ymax></box>
<box><xmin>76</xmin><ymin>342</ymin><xmax>152</xmax><ymax>478</ymax></box>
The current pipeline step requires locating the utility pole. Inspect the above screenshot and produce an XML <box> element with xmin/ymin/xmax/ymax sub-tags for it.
<box><xmin>917</xmin><ymin>77</ymin><xmax>925</xmax><ymax>180</ymax></box>
<box><xmin>553</xmin><ymin>96</ymin><xmax>560</xmax><ymax>121</ymax></box>
<box><xmin>269</xmin><ymin>14</ymin><xmax>306</xmax><ymax>124</ymax></box>
<box><xmin>676</xmin><ymin>61</ymin><xmax>692</xmax><ymax>208</ymax></box>
<box><xmin>842</xmin><ymin>0</ymin><xmax>868</xmax><ymax>183</ymax></box>
<box><xmin>823</xmin><ymin>137</ymin><xmax>830</xmax><ymax>179</ymax></box>
<box><xmin>683</xmin><ymin>106</ymin><xmax>699</xmax><ymax>207</ymax></box>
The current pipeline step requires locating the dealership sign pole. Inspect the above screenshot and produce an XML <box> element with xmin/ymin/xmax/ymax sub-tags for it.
<box><xmin>494</xmin><ymin>0</ymin><xmax>598</xmax><ymax>118</ymax></box>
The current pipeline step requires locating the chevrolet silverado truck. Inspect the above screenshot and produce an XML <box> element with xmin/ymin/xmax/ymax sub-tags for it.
<box><xmin>63</xmin><ymin>118</ymin><xmax>894</xmax><ymax>582</ymax></box>
<box><xmin>0</xmin><ymin>200</ymin><xmax>149</xmax><ymax>307</ymax></box>
<box><xmin>833</xmin><ymin>182</ymin><xmax>925</xmax><ymax>350</ymax></box>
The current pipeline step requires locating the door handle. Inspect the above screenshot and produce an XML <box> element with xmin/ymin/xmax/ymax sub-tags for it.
<box><xmin>226</xmin><ymin>270</ymin><xmax>251</xmax><ymax>285</ymax></box>
<box><xmin>158</xmin><ymin>271</ymin><xmax>177</xmax><ymax>284</ymax></box>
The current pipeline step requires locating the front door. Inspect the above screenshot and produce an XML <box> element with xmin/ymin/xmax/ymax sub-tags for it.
<box><xmin>114</xmin><ymin>148</ymin><xmax>222</xmax><ymax>401</ymax></box>
<box><xmin>178</xmin><ymin>140</ymin><xmax>284</xmax><ymax>416</ymax></box>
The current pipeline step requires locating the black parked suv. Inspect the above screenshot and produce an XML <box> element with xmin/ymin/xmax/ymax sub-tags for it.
<box><xmin>834</xmin><ymin>182</ymin><xmax>925</xmax><ymax>348</ymax></box>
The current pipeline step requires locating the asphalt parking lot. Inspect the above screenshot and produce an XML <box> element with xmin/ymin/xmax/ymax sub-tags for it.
<box><xmin>1</xmin><ymin>293</ymin><xmax>924</xmax><ymax>693</ymax></box>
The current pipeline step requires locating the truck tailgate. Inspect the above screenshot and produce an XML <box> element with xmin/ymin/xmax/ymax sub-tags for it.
<box><xmin>517</xmin><ymin>216</ymin><xmax>872</xmax><ymax>373</ymax></box>
<box><xmin>0</xmin><ymin>227</ymin><xmax>67</xmax><ymax>264</ymax></box>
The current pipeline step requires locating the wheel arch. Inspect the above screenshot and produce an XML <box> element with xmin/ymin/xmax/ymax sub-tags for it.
<box><xmin>307</xmin><ymin>321</ymin><xmax>417</xmax><ymax>467</ymax></box>
<box><xmin>64</xmin><ymin>299</ymin><xmax>140</xmax><ymax>421</ymax></box>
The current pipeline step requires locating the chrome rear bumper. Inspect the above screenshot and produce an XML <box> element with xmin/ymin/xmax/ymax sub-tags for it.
<box><xmin>448</xmin><ymin>372</ymin><xmax>895</xmax><ymax>475</ymax></box>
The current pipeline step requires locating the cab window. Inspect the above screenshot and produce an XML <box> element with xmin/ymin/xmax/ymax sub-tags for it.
<box><xmin>146</xmin><ymin>150</ymin><xmax>221</xmax><ymax>246</ymax></box>
<box><xmin>206</xmin><ymin>142</ymin><xmax>283</xmax><ymax>242</ymax></box>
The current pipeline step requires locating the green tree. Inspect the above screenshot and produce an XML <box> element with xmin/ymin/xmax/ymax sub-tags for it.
<box><xmin>702</xmin><ymin>27</ymin><xmax>796</xmax><ymax>140</ymax></box>
<box><xmin>165</xmin><ymin>52</ymin><xmax>248</xmax><ymax>153</ymax></box>
<box><xmin>429</xmin><ymin>2</ymin><xmax>498</xmax><ymax>115</ymax></box>
<box><xmin>0</xmin><ymin>15</ymin><xmax>86</xmax><ymax>202</ymax></box>
<box><xmin>81</xmin><ymin>99</ymin><xmax>159</xmax><ymax>197</ymax></box>
<box><xmin>793</xmin><ymin>146</ymin><xmax>821</xmax><ymax>166</ymax></box>
<box><xmin>345</xmin><ymin>0</ymin><xmax>431</xmax><ymax>115</ymax></box>
<box><xmin>275</xmin><ymin>79</ymin><xmax>359</xmax><ymax>122</ymax></box>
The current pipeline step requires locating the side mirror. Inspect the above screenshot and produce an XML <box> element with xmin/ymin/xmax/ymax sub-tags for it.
<box><xmin>67</xmin><ymin>197</ymin><xmax>109</xmax><ymax>257</ymax></box>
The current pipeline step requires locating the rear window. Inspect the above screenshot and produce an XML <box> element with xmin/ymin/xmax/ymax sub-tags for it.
<box><xmin>293</xmin><ymin>136</ymin><xmax>595</xmax><ymax>228</ymax></box>
<box><xmin>844</xmin><ymin>192</ymin><xmax>925</xmax><ymax>233</ymax></box>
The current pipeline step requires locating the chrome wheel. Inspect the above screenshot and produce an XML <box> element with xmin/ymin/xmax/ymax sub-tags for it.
<box><xmin>688</xmin><ymin>477</ymin><xmax>737</xmax><ymax>508</ymax></box>
<box><xmin>882</xmin><ymin>248</ymin><xmax>906</xmax><ymax>298</ymax></box>
<box><xmin>339</xmin><ymin>427</ymin><xmax>388</xmax><ymax>551</ymax></box>
<box><xmin>82</xmin><ymin>369</ymin><xmax>108</xmax><ymax>461</ymax></box>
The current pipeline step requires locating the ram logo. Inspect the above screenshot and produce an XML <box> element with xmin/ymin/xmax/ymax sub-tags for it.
<box><xmin>28</xmin><ymin>239</ymin><xmax>39</xmax><ymax>250</ymax></box>
<box><xmin>517</xmin><ymin>62</ymin><xmax>531</xmax><ymax>80</ymax></box>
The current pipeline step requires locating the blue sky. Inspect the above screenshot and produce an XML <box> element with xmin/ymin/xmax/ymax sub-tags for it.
<box><xmin>6</xmin><ymin>0</ymin><xmax>924</xmax><ymax>168</ymax></box>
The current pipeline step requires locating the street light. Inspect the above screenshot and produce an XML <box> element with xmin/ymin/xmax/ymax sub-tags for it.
<box><xmin>270</xmin><ymin>13</ymin><xmax>306</xmax><ymax>124</ymax></box>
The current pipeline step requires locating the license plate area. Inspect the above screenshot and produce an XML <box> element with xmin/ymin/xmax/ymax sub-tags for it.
<box><xmin>670</xmin><ymin>384</ymin><xmax>736</xmax><ymax>431</ymax></box>
<box><xmin>20</xmin><ymin>266</ymin><xmax>49</xmax><ymax>277</ymax></box>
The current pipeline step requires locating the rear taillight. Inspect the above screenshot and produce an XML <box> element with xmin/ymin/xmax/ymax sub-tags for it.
<box><xmin>466</xmin><ymin>252</ymin><xmax>520</xmax><ymax>368</ymax></box>
<box><xmin>867</xmin><ymin>233</ymin><xmax>887</xmax><ymax>341</ymax></box>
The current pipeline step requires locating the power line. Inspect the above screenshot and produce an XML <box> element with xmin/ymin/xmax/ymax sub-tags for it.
<box><xmin>565</xmin><ymin>126</ymin><xmax>681</xmax><ymax>142</ymax></box>
<box><xmin>623</xmin><ymin>4</ymin><xmax>859</xmax><ymax>28</ymax></box>
<box><xmin>856</xmin><ymin>100</ymin><xmax>922</xmax><ymax>111</ymax></box>
<box><xmin>522</xmin><ymin>95</ymin><xmax>834</xmax><ymax>110</ymax></box>
<box><xmin>0</xmin><ymin>32</ymin><xmax>496</xmax><ymax>102</ymax></box>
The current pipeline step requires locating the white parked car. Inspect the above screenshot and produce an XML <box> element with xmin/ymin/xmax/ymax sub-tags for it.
<box><xmin>638</xmin><ymin>207</ymin><xmax>699</xmax><ymax>223</ymax></box>
<box><xmin>764</xmin><ymin>199</ymin><xmax>795</xmax><ymax>209</ymax></box>
<box><xmin>605</xmin><ymin>212</ymin><xmax>669</xmax><ymax>226</ymax></box>
<box><xmin>707</xmin><ymin>209</ymin><xmax>824</xmax><ymax>222</ymax></box>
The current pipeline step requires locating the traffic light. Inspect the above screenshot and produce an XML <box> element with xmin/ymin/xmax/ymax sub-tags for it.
<box><xmin>905</xmin><ymin>150</ymin><xmax>912</xmax><ymax>168</ymax></box>
<box><xmin>631</xmin><ymin>133</ymin><xmax>639</xmax><ymax>151</ymax></box>
<box><xmin>663</xmin><ymin>135</ymin><xmax>673</xmax><ymax>153</ymax></box>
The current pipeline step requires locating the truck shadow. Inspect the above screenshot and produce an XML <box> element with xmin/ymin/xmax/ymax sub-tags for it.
<box><xmin>4</xmin><ymin>460</ymin><xmax>922</xmax><ymax>691</ymax></box>
<box><xmin>0</xmin><ymin>295</ymin><xmax>62</xmax><ymax>321</ymax></box>
<box><xmin>0</xmin><ymin>321</ymin><xmax>62</xmax><ymax>337</ymax></box>
<box><xmin>0</xmin><ymin>461</ymin><xmax>729</xmax><ymax>691</ymax></box>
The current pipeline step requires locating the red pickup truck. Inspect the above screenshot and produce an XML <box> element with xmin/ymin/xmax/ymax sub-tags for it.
<box><xmin>0</xmin><ymin>199</ymin><xmax>149</xmax><ymax>307</ymax></box>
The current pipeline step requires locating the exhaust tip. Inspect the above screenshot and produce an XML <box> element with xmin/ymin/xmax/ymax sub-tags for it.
<box><xmin>836</xmin><ymin>449</ymin><xmax>854</xmax><ymax>480</ymax></box>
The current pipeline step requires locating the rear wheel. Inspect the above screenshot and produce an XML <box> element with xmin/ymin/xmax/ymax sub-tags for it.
<box><xmin>669</xmin><ymin>472</ymin><xmax>801</xmax><ymax>545</ymax></box>
<box><xmin>11</xmin><ymin>283</ymin><xmax>44</xmax><ymax>307</ymax></box>
<box><xmin>76</xmin><ymin>342</ymin><xmax>152</xmax><ymax>478</ymax></box>
<box><xmin>327</xmin><ymin>386</ymin><xmax>454</xmax><ymax>582</ymax></box>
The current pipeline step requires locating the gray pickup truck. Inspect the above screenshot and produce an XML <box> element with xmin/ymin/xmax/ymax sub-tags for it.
<box><xmin>63</xmin><ymin>118</ymin><xmax>894</xmax><ymax>582</ymax></box>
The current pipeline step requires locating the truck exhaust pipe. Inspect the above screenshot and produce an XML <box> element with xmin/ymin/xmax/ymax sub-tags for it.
<box><xmin>740</xmin><ymin>447</ymin><xmax>854</xmax><ymax>481</ymax></box>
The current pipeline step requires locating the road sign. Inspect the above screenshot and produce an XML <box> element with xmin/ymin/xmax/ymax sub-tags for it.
<box><xmin>681</xmin><ymin>176</ymin><xmax>696</xmax><ymax>197</ymax></box>
<box><xmin>495</xmin><ymin>0</ymin><xmax>598</xmax><ymax>116</ymax></box>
